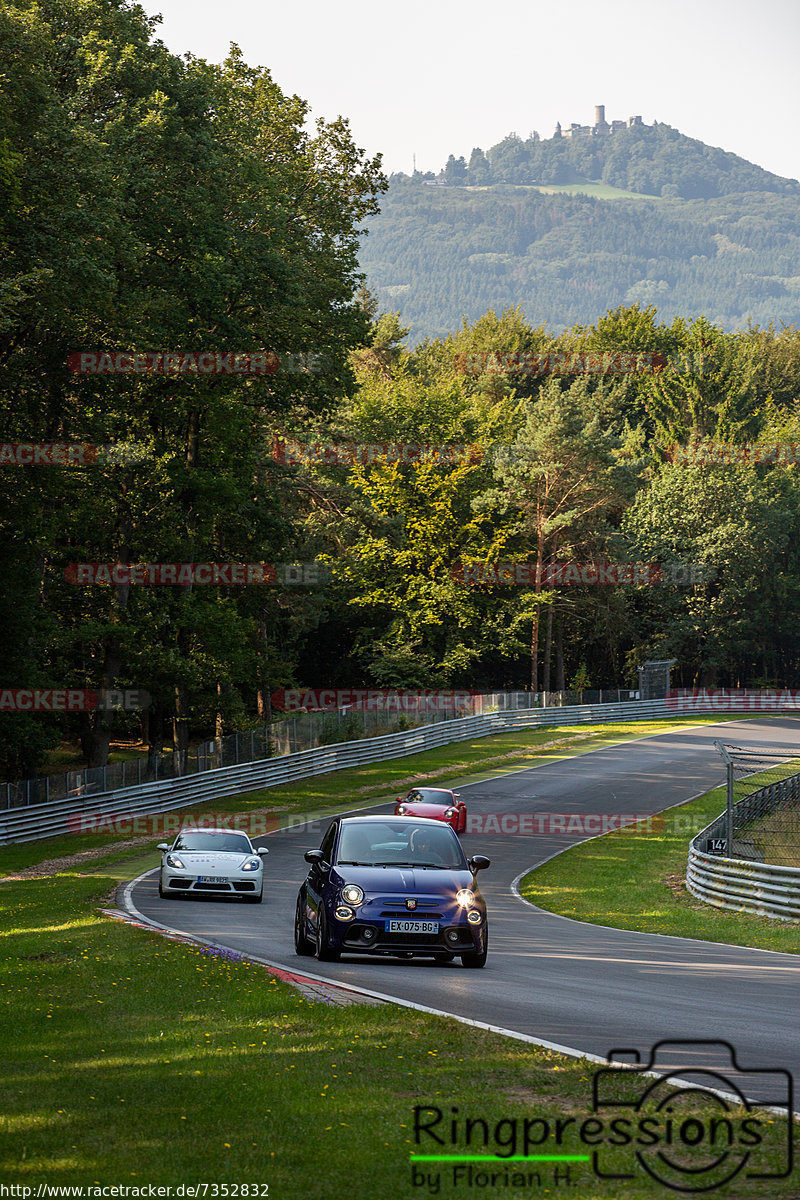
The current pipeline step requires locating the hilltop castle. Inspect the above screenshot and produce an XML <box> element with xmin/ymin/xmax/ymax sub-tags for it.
<box><xmin>554</xmin><ymin>106</ymin><xmax>645</xmax><ymax>139</ymax></box>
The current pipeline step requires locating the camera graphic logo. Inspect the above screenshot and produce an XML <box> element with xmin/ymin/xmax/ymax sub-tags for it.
<box><xmin>591</xmin><ymin>1040</ymin><xmax>793</xmax><ymax>1192</ymax></box>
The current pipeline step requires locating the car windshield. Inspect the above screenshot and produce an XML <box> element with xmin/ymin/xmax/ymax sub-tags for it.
<box><xmin>336</xmin><ymin>821</ymin><xmax>465</xmax><ymax>869</ymax></box>
<box><xmin>173</xmin><ymin>832</ymin><xmax>252</xmax><ymax>854</ymax></box>
<box><xmin>407</xmin><ymin>789</ymin><xmax>450</xmax><ymax>803</ymax></box>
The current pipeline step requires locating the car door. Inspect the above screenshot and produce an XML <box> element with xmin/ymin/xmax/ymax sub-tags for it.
<box><xmin>306</xmin><ymin>820</ymin><xmax>338</xmax><ymax>934</ymax></box>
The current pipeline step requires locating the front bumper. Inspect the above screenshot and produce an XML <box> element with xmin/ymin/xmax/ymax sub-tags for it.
<box><xmin>332</xmin><ymin>898</ymin><xmax>486</xmax><ymax>956</ymax></box>
<box><xmin>162</xmin><ymin>874</ymin><xmax>261</xmax><ymax>897</ymax></box>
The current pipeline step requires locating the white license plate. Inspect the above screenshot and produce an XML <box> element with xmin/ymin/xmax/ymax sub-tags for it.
<box><xmin>387</xmin><ymin>919</ymin><xmax>438</xmax><ymax>933</ymax></box>
<box><xmin>197</xmin><ymin>875</ymin><xmax>227</xmax><ymax>883</ymax></box>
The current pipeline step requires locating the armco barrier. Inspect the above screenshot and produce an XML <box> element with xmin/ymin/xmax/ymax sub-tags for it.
<box><xmin>1</xmin><ymin>698</ymin><xmax>678</xmax><ymax>846</ymax></box>
<box><xmin>686</xmin><ymin>772</ymin><xmax>800</xmax><ymax>921</ymax></box>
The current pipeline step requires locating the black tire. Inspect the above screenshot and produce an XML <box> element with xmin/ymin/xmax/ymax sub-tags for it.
<box><xmin>294</xmin><ymin>893</ymin><xmax>314</xmax><ymax>956</ymax></box>
<box><xmin>245</xmin><ymin>890</ymin><xmax>263</xmax><ymax>904</ymax></box>
<box><xmin>460</xmin><ymin>924</ymin><xmax>488</xmax><ymax>968</ymax></box>
<box><xmin>314</xmin><ymin>907</ymin><xmax>340</xmax><ymax>962</ymax></box>
<box><xmin>158</xmin><ymin>875</ymin><xmax>170</xmax><ymax>899</ymax></box>
<box><xmin>433</xmin><ymin>952</ymin><xmax>455</xmax><ymax>965</ymax></box>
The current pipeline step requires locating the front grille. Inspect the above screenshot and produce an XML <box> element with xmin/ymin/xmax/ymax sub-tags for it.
<box><xmin>192</xmin><ymin>881</ymin><xmax>230</xmax><ymax>891</ymax></box>
<box><xmin>232</xmin><ymin>881</ymin><xmax>256</xmax><ymax>892</ymax></box>
<box><xmin>380</xmin><ymin>910</ymin><xmax>443</xmax><ymax>920</ymax></box>
<box><xmin>379</xmin><ymin>931</ymin><xmax>444</xmax><ymax>945</ymax></box>
<box><xmin>169</xmin><ymin>879</ymin><xmax>191</xmax><ymax>889</ymax></box>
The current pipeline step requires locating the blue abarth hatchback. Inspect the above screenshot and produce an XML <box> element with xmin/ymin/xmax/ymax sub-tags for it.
<box><xmin>294</xmin><ymin>814</ymin><xmax>490</xmax><ymax>967</ymax></box>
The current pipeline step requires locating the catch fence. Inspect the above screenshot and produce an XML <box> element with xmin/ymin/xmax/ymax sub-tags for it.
<box><xmin>686</xmin><ymin>742</ymin><xmax>800</xmax><ymax>919</ymax></box>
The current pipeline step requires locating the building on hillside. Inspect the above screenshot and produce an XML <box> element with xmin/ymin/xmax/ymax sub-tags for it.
<box><xmin>556</xmin><ymin>107</ymin><xmax>645</xmax><ymax>138</ymax></box>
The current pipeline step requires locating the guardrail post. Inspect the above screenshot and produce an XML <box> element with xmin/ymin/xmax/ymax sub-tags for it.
<box><xmin>725</xmin><ymin>758</ymin><xmax>734</xmax><ymax>855</ymax></box>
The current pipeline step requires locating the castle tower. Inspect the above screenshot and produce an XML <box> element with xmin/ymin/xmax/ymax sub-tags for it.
<box><xmin>593</xmin><ymin>104</ymin><xmax>610</xmax><ymax>135</ymax></box>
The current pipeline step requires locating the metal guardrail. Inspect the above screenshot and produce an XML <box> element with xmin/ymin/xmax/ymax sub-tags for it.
<box><xmin>1</xmin><ymin>698</ymin><xmax>674</xmax><ymax>845</ymax></box>
<box><xmin>3</xmin><ymin>688</ymin><xmax>642</xmax><ymax>812</ymax></box>
<box><xmin>686</xmin><ymin>770</ymin><xmax>800</xmax><ymax>921</ymax></box>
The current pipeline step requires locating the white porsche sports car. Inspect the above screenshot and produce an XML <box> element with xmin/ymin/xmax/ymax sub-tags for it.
<box><xmin>157</xmin><ymin>827</ymin><xmax>269</xmax><ymax>902</ymax></box>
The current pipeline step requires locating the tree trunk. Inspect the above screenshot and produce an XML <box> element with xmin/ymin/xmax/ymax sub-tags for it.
<box><xmin>83</xmin><ymin>635</ymin><xmax>122</xmax><ymax>767</ymax></box>
<box><xmin>543</xmin><ymin>603</ymin><xmax>554</xmax><ymax>693</ymax></box>
<box><xmin>172</xmin><ymin>683</ymin><xmax>190</xmax><ymax>776</ymax></box>
<box><xmin>146</xmin><ymin>704</ymin><xmax>163</xmax><ymax>775</ymax></box>
<box><xmin>215</xmin><ymin>681</ymin><xmax>224</xmax><ymax>739</ymax></box>
<box><xmin>555</xmin><ymin>612</ymin><xmax>565</xmax><ymax>692</ymax></box>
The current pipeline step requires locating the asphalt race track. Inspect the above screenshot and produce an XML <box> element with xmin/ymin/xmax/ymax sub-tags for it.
<box><xmin>127</xmin><ymin>718</ymin><xmax>800</xmax><ymax>1109</ymax></box>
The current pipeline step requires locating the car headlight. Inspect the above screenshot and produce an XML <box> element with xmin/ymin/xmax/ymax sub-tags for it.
<box><xmin>342</xmin><ymin>883</ymin><xmax>364</xmax><ymax>905</ymax></box>
<box><xmin>396</xmin><ymin>804</ymin><xmax>406</xmax><ymax>814</ymax></box>
<box><xmin>467</xmin><ymin>909</ymin><xmax>483</xmax><ymax>925</ymax></box>
<box><xmin>241</xmin><ymin>858</ymin><xmax>261</xmax><ymax>871</ymax></box>
<box><xmin>455</xmin><ymin>888</ymin><xmax>475</xmax><ymax>907</ymax></box>
<box><xmin>166</xmin><ymin>854</ymin><xmax>185</xmax><ymax>869</ymax></box>
<box><xmin>445</xmin><ymin>808</ymin><xmax>456</xmax><ymax>818</ymax></box>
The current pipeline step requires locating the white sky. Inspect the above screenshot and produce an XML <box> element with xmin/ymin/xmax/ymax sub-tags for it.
<box><xmin>144</xmin><ymin>0</ymin><xmax>800</xmax><ymax>182</ymax></box>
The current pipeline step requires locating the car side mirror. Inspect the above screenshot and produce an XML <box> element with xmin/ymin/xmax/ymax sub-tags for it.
<box><xmin>304</xmin><ymin>849</ymin><xmax>329</xmax><ymax>869</ymax></box>
<box><xmin>468</xmin><ymin>855</ymin><xmax>490</xmax><ymax>873</ymax></box>
<box><xmin>255</xmin><ymin>846</ymin><xmax>269</xmax><ymax>855</ymax></box>
<box><xmin>157</xmin><ymin>843</ymin><xmax>169</xmax><ymax>851</ymax></box>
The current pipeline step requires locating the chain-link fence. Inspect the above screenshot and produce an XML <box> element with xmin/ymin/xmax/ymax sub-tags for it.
<box><xmin>714</xmin><ymin>741</ymin><xmax>800</xmax><ymax>866</ymax></box>
<box><xmin>2</xmin><ymin>687</ymin><xmax>641</xmax><ymax>811</ymax></box>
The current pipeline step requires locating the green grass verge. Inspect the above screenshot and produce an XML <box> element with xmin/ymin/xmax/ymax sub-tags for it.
<box><xmin>0</xmin><ymin>869</ymin><xmax>794</xmax><ymax>1196</ymax></box>
<box><xmin>519</xmin><ymin>781</ymin><xmax>800</xmax><ymax>954</ymax></box>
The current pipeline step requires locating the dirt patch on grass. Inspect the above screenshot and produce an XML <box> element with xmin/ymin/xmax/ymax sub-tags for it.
<box><xmin>0</xmin><ymin>837</ymin><xmax>161</xmax><ymax>881</ymax></box>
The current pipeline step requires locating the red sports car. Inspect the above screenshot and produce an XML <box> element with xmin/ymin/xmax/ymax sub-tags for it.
<box><xmin>394</xmin><ymin>787</ymin><xmax>467</xmax><ymax>833</ymax></box>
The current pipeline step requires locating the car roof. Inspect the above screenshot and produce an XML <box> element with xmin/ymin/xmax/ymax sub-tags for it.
<box><xmin>175</xmin><ymin>827</ymin><xmax>252</xmax><ymax>838</ymax></box>
<box><xmin>339</xmin><ymin>814</ymin><xmax>453</xmax><ymax>828</ymax></box>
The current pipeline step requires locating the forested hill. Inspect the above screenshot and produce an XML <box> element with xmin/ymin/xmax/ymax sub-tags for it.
<box><xmin>435</xmin><ymin>122</ymin><xmax>800</xmax><ymax>199</ymax></box>
<box><xmin>359</xmin><ymin>182</ymin><xmax>800</xmax><ymax>344</ymax></box>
